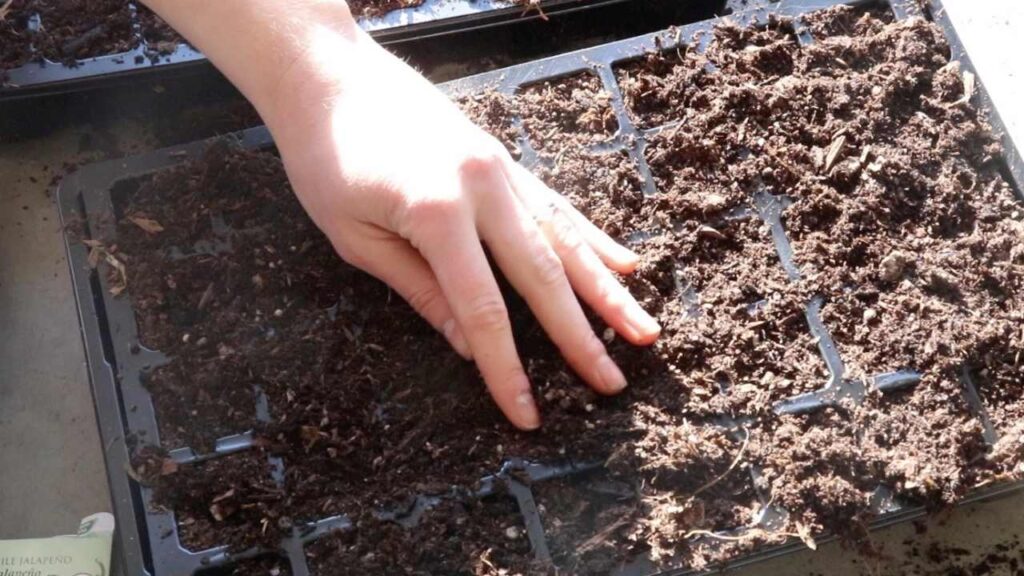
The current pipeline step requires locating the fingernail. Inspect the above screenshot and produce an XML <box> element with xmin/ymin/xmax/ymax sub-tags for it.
<box><xmin>516</xmin><ymin>390</ymin><xmax>541</xmax><ymax>430</ymax></box>
<box><xmin>443</xmin><ymin>319</ymin><xmax>473</xmax><ymax>360</ymax></box>
<box><xmin>626</xmin><ymin>304</ymin><xmax>661</xmax><ymax>342</ymax></box>
<box><xmin>596</xmin><ymin>355</ymin><xmax>628</xmax><ymax>393</ymax></box>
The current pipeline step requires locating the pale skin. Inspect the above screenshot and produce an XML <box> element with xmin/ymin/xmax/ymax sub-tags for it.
<box><xmin>142</xmin><ymin>0</ymin><xmax>661</xmax><ymax>430</ymax></box>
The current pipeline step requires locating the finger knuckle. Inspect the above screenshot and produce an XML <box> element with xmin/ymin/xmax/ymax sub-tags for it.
<box><xmin>596</xmin><ymin>278</ymin><xmax>629</xmax><ymax>314</ymax></box>
<box><xmin>399</xmin><ymin>197</ymin><xmax>461</xmax><ymax>237</ymax></box>
<box><xmin>503</xmin><ymin>366</ymin><xmax>530</xmax><ymax>392</ymax></box>
<box><xmin>458</xmin><ymin>146</ymin><xmax>505</xmax><ymax>179</ymax></box>
<box><xmin>464</xmin><ymin>294</ymin><xmax>510</xmax><ymax>334</ymax></box>
<box><xmin>531</xmin><ymin>242</ymin><xmax>566</xmax><ymax>288</ymax></box>
<box><xmin>405</xmin><ymin>285</ymin><xmax>445</xmax><ymax>317</ymax></box>
<box><xmin>581</xmin><ymin>330</ymin><xmax>608</xmax><ymax>359</ymax></box>
<box><xmin>550</xmin><ymin>211</ymin><xmax>586</xmax><ymax>256</ymax></box>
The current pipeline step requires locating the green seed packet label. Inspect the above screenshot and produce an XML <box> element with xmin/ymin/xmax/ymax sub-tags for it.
<box><xmin>0</xmin><ymin>513</ymin><xmax>114</xmax><ymax>576</ymax></box>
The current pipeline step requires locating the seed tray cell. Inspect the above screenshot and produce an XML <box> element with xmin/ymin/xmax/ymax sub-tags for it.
<box><xmin>58</xmin><ymin>0</ymin><xmax>1024</xmax><ymax>574</ymax></box>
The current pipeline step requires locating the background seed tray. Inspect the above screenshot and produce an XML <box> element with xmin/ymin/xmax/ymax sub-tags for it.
<box><xmin>57</xmin><ymin>0</ymin><xmax>1024</xmax><ymax>574</ymax></box>
<box><xmin>0</xmin><ymin>0</ymin><xmax>643</xmax><ymax>100</ymax></box>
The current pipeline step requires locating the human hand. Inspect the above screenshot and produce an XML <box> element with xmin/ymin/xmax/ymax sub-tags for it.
<box><xmin>143</xmin><ymin>0</ymin><xmax>661</xmax><ymax>430</ymax></box>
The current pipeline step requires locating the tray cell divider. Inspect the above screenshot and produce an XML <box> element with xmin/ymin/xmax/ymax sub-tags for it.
<box><xmin>959</xmin><ymin>367</ymin><xmax>999</xmax><ymax>447</ymax></box>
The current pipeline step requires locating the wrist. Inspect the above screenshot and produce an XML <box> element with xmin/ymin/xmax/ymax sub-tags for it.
<box><xmin>259</xmin><ymin>16</ymin><xmax>373</xmax><ymax>137</ymax></box>
<box><xmin>142</xmin><ymin>0</ymin><xmax>364</xmax><ymax>127</ymax></box>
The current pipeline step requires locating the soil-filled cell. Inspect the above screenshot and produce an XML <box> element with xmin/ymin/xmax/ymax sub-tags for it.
<box><xmin>305</xmin><ymin>497</ymin><xmax>532</xmax><ymax>575</ymax></box>
<box><xmin>519</xmin><ymin>72</ymin><xmax>619</xmax><ymax>153</ymax></box>
<box><xmin>133</xmin><ymin>449</ymin><xmax>285</xmax><ymax>553</ymax></box>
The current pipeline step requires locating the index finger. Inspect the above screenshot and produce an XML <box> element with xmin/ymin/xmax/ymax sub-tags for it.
<box><xmin>415</xmin><ymin>210</ymin><xmax>540</xmax><ymax>431</ymax></box>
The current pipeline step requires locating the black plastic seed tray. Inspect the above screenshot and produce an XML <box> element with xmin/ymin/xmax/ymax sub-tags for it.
<box><xmin>0</xmin><ymin>0</ymin><xmax>645</xmax><ymax>100</ymax></box>
<box><xmin>58</xmin><ymin>0</ymin><xmax>1024</xmax><ymax>574</ymax></box>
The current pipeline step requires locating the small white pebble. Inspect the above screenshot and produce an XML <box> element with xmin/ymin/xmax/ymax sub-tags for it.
<box><xmin>181</xmin><ymin>333</ymin><xmax>190</xmax><ymax>343</ymax></box>
<box><xmin>863</xmin><ymin>309</ymin><xmax>878</xmax><ymax>323</ymax></box>
<box><xmin>585</xmin><ymin>403</ymin><xmax>596</xmax><ymax>413</ymax></box>
<box><xmin>274</xmin><ymin>309</ymin><xmax>284</xmax><ymax>317</ymax></box>
<box><xmin>505</xmin><ymin>526</ymin><xmax>521</xmax><ymax>540</ymax></box>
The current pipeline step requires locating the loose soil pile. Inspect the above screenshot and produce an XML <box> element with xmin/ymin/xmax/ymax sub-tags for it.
<box><xmin>112</xmin><ymin>4</ymin><xmax>1022</xmax><ymax>575</ymax></box>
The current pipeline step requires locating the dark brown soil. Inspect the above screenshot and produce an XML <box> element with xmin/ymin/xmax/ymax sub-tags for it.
<box><xmin>305</xmin><ymin>498</ymin><xmax>533</xmax><ymax>576</ymax></box>
<box><xmin>109</xmin><ymin>4</ymin><xmax>1023</xmax><ymax>574</ymax></box>
<box><xmin>533</xmin><ymin>472</ymin><xmax>640</xmax><ymax>572</ymax></box>
<box><xmin>0</xmin><ymin>0</ymin><xmax>137</xmax><ymax>72</ymax></box>
<box><xmin>137</xmin><ymin>4</ymin><xmax>186</xmax><ymax>52</ymax></box>
<box><xmin>0</xmin><ymin>0</ymin><xmax>34</xmax><ymax>74</ymax></box>
<box><xmin>133</xmin><ymin>448</ymin><xmax>287</xmax><ymax>552</ymax></box>
<box><xmin>33</xmin><ymin>0</ymin><xmax>136</xmax><ymax>63</ymax></box>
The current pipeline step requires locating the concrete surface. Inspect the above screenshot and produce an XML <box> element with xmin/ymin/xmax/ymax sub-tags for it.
<box><xmin>0</xmin><ymin>130</ymin><xmax>113</xmax><ymax>538</ymax></box>
<box><xmin>0</xmin><ymin>0</ymin><xmax>1021</xmax><ymax>573</ymax></box>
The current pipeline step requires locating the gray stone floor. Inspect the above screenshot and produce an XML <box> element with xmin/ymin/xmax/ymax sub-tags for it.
<box><xmin>0</xmin><ymin>0</ymin><xmax>1021</xmax><ymax>573</ymax></box>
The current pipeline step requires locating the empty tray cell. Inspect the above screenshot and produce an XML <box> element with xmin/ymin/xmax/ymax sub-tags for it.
<box><xmin>305</xmin><ymin>497</ymin><xmax>532</xmax><ymax>575</ymax></box>
<box><xmin>196</xmin><ymin>554</ymin><xmax>291</xmax><ymax>576</ymax></box>
<box><xmin>453</xmin><ymin>90</ymin><xmax>521</xmax><ymax>159</ymax></box>
<box><xmin>33</xmin><ymin>0</ymin><xmax>137</xmax><ymax>63</ymax></box>
<box><xmin>533</xmin><ymin>148</ymin><xmax>645</xmax><ymax>239</ymax></box>
<box><xmin>142</xmin><ymin>450</ymin><xmax>286</xmax><ymax>553</ymax></box>
<box><xmin>614</xmin><ymin>47</ymin><xmax>717</xmax><ymax>130</ymax></box>
<box><xmin>519</xmin><ymin>72</ymin><xmax>618</xmax><ymax>153</ymax></box>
